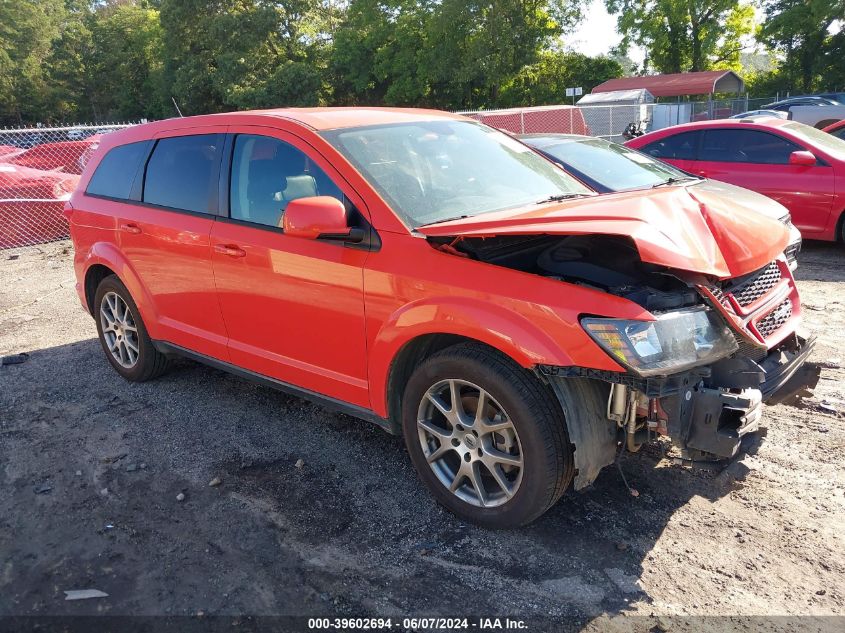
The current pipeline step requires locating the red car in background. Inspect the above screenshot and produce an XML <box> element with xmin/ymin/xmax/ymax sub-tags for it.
<box><xmin>626</xmin><ymin>118</ymin><xmax>845</xmax><ymax>243</ymax></box>
<box><xmin>6</xmin><ymin>137</ymin><xmax>100</xmax><ymax>175</ymax></box>
<box><xmin>0</xmin><ymin>163</ymin><xmax>79</xmax><ymax>248</ymax></box>
<box><xmin>824</xmin><ymin>119</ymin><xmax>845</xmax><ymax>141</ymax></box>
<box><xmin>0</xmin><ymin>136</ymin><xmax>99</xmax><ymax>248</ymax></box>
<box><xmin>0</xmin><ymin>145</ymin><xmax>24</xmax><ymax>161</ymax></box>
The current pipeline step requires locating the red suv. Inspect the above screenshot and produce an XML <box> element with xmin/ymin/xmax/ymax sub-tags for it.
<box><xmin>68</xmin><ymin>109</ymin><xmax>818</xmax><ymax>527</ymax></box>
<box><xmin>626</xmin><ymin>118</ymin><xmax>845</xmax><ymax>243</ymax></box>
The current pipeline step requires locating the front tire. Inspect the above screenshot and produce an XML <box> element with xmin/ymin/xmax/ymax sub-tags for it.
<box><xmin>402</xmin><ymin>343</ymin><xmax>573</xmax><ymax>528</ymax></box>
<box><xmin>94</xmin><ymin>275</ymin><xmax>169</xmax><ymax>381</ymax></box>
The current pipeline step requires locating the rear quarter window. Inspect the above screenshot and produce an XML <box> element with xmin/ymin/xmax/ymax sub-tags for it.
<box><xmin>86</xmin><ymin>141</ymin><xmax>151</xmax><ymax>200</ymax></box>
<box><xmin>143</xmin><ymin>134</ymin><xmax>223</xmax><ymax>213</ymax></box>
<box><xmin>641</xmin><ymin>131</ymin><xmax>701</xmax><ymax>160</ymax></box>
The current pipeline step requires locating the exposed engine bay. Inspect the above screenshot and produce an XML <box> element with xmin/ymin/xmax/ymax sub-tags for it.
<box><xmin>431</xmin><ymin>234</ymin><xmax>701</xmax><ymax>311</ymax></box>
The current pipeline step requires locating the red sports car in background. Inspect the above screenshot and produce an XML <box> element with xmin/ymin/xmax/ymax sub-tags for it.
<box><xmin>0</xmin><ymin>163</ymin><xmax>79</xmax><ymax>249</ymax></box>
<box><xmin>824</xmin><ymin>119</ymin><xmax>845</xmax><ymax>141</ymax></box>
<box><xmin>5</xmin><ymin>137</ymin><xmax>100</xmax><ymax>175</ymax></box>
<box><xmin>0</xmin><ymin>145</ymin><xmax>24</xmax><ymax>161</ymax></box>
<box><xmin>626</xmin><ymin>117</ymin><xmax>845</xmax><ymax>242</ymax></box>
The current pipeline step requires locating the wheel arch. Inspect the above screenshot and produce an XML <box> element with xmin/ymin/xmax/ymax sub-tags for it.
<box><xmin>836</xmin><ymin>208</ymin><xmax>845</xmax><ymax>244</ymax></box>
<box><xmin>80</xmin><ymin>242</ymin><xmax>160</xmax><ymax>333</ymax></box>
<box><xmin>372</xmin><ymin>298</ymin><xmax>577</xmax><ymax>423</ymax></box>
<box><xmin>84</xmin><ymin>263</ymin><xmax>115</xmax><ymax>315</ymax></box>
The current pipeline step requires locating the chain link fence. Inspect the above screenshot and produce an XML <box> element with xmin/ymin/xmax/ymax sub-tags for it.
<box><xmin>0</xmin><ymin>124</ymin><xmax>137</xmax><ymax>250</ymax></box>
<box><xmin>460</xmin><ymin>96</ymin><xmax>783</xmax><ymax>141</ymax></box>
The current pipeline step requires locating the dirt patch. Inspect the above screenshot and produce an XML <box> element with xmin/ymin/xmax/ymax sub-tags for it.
<box><xmin>1</xmin><ymin>241</ymin><xmax>843</xmax><ymax>628</ymax></box>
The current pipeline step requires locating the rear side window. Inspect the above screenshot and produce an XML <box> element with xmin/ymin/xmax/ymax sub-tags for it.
<box><xmin>641</xmin><ymin>131</ymin><xmax>701</xmax><ymax>160</ymax></box>
<box><xmin>700</xmin><ymin>129</ymin><xmax>800</xmax><ymax>164</ymax></box>
<box><xmin>86</xmin><ymin>141</ymin><xmax>150</xmax><ymax>200</ymax></box>
<box><xmin>143</xmin><ymin>134</ymin><xmax>223</xmax><ymax>213</ymax></box>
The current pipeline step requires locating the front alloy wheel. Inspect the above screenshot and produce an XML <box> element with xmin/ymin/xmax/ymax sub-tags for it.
<box><xmin>417</xmin><ymin>379</ymin><xmax>523</xmax><ymax>507</ymax></box>
<box><xmin>402</xmin><ymin>342</ymin><xmax>574</xmax><ymax>528</ymax></box>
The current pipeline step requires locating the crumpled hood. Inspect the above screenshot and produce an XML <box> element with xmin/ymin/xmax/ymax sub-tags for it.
<box><xmin>417</xmin><ymin>185</ymin><xmax>789</xmax><ymax>279</ymax></box>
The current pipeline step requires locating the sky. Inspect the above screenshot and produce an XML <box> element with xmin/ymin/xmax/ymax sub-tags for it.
<box><xmin>568</xmin><ymin>1</ymin><xmax>646</xmax><ymax>66</ymax></box>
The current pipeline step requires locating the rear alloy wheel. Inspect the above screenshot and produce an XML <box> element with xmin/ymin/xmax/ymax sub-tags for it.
<box><xmin>94</xmin><ymin>275</ymin><xmax>169</xmax><ymax>381</ymax></box>
<box><xmin>100</xmin><ymin>291</ymin><xmax>140</xmax><ymax>369</ymax></box>
<box><xmin>402</xmin><ymin>343</ymin><xmax>572</xmax><ymax>528</ymax></box>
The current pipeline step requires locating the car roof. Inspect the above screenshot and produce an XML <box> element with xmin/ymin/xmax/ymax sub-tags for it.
<box><xmin>517</xmin><ymin>133</ymin><xmax>595</xmax><ymax>148</ymax></box>
<box><xmin>766</xmin><ymin>96</ymin><xmax>835</xmax><ymax>106</ymax></box>
<box><xmin>249</xmin><ymin>107</ymin><xmax>468</xmax><ymax>130</ymax></box>
<box><xmin>181</xmin><ymin>107</ymin><xmax>463</xmax><ymax>132</ymax></box>
<box><xmin>639</xmin><ymin>117</ymin><xmax>793</xmax><ymax>136</ymax></box>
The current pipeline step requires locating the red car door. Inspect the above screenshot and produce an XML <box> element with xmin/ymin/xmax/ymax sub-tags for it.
<box><xmin>116</xmin><ymin>128</ymin><xmax>230</xmax><ymax>360</ymax></box>
<box><xmin>210</xmin><ymin>127</ymin><xmax>370</xmax><ymax>408</ymax></box>
<box><xmin>688</xmin><ymin>128</ymin><xmax>834</xmax><ymax>235</ymax></box>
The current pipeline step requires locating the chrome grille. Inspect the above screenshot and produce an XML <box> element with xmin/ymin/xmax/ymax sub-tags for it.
<box><xmin>784</xmin><ymin>242</ymin><xmax>800</xmax><ymax>266</ymax></box>
<box><xmin>726</xmin><ymin>262</ymin><xmax>782</xmax><ymax>308</ymax></box>
<box><xmin>757</xmin><ymin>298</ymin><xmax>792</xmax><ymax>338</ymax></box>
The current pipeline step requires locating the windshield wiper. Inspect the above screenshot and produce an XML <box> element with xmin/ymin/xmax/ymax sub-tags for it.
<box><xmin>534</xmin><ymin>192</ymin><xmax>593</xmax><ymax>204</ymax></box>
<box><xmin>652</xmin><ymin>176</ymin><xmax>700</xmax><ymax>188</ymax></box>
<box><xmin>417</xmin><ymin>214</ymin><xmax>470</xmax><ymax>227</ymax></box>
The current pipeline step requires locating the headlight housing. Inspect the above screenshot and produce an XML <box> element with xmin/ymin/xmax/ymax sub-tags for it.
<box><xmin>581</xmin><ymin>307</ymin><xmax>738</xmax><ymax>377</ymax></box>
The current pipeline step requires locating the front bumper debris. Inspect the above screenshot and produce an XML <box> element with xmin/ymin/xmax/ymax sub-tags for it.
<box><xmin>680</xmin><ymin>387</ymin><xmax>763</xmax><ymax>458</ymax></box>
<box><xmin>759</xmin><ymin>333</ymin><xmax>819</xmax><ymax>403</ymax></box>
<box><xmin>663</xmin><ymin>332</ymin><xmax>818</xmax><ymax>458</ymax></box>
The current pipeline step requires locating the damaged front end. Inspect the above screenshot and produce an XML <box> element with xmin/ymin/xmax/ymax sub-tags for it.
<box><xmin>425</xmin><ymin>231</ymin><xmax>820</xmax><ymax>489</ymax></box>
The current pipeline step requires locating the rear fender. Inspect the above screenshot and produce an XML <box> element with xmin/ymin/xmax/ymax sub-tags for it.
<box><xmin>368</xmin><ymin>297</ymin><xmax>576</xmax><ymax>417</ymax></box>
<box><xmin>80</xmin><ymin>242</ymin><xmax>160</xmax><ymax>336</ymax></box>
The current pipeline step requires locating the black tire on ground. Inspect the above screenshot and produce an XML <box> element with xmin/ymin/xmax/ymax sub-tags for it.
<box><xmin>93</xmin><ymin>274</ymin><xmax>169</xmax><ymax>382</ymax></box>
<box><xmin>401</xmin><ymin>342</ymin><xmax>573</xmax><ymax>528</ymax></box>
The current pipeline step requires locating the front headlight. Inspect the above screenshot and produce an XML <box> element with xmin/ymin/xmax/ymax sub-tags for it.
<box><xmin>581</xmin><ymin>307</ymin><xmax>738</xmax><ymax>377</ymax></box>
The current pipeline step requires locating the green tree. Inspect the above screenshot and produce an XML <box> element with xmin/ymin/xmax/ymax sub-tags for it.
<box><xmin>44</xmin><ymin>0</ymin><xmax>94</xmax><ymax>123</ymax></box>
<box><xmin>330</xmin><ymin>0</ymin><xmax>583</xmax><ymax>110</ymax></box>
<box><xmin>0</xmin><ymin>0</ymin><xmax>66</xmax><ymax>124</ymax></box>
<box><xmin>605</xmin><ymin>0</ymin><xmax>755</xmax><ymax>74</ymax></box>
<box><xmin>758</xmin><ymin>0</ymin><xmax>845</xmax><ymax>93</ymax></box>
<box><xmin>498</xmin><ymin>51</ymin><xmax>623</xmax><ymax>107</ymax></box>
<box><xmin>160</xmin><ymin>0</ymin><xmax>330</xmax><ymax>114</ymax></box>
<box><xmin>86</xmin><ymin>2</ymin><xmax>167</xmax><ymax>121</ymax></box>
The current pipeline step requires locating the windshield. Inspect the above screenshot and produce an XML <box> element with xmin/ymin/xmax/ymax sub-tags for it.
<box><xmin>535</xmin><ymin>137</ymin><xmax>691</xmax><ymax>192</ymax></box>
<box><xmin>321</xmin><ymin>121</ymin><xmax>592</xmax><ymax>227</ymax></box>
<box><xmin>783</xmin><ymin>121</ymin><xmax>845</xmax><ymax>159</ymax></box>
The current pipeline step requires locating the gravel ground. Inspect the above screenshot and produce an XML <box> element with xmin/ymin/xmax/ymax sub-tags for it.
<box><xmin>1</xmin><ymin>240</ymin><xmax>843</xmax><ymax>631</ymax></box>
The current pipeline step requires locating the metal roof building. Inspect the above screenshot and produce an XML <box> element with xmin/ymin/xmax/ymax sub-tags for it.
<box><xmin>591</xmin><ymin>71</ymin><xmax>745</xmax><ymax>98</ymax></box>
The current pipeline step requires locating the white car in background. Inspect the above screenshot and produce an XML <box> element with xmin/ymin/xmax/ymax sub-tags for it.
<box><xmin>730</xmin><ymin>109</ymin><xmax>788</xmax><ymax>120</ymax></box>
<box><xmin>763</xmin><ymin>96</ymin><xmax>845</xmax><ymax>129</ymax></box>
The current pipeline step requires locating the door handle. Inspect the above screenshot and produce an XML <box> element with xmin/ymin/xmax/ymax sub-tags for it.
<box><xmin>120</xmin><ymin>223</ymin><xmax>141</xmax><ymax>234</ymax></box>
<box><xmin>214</xmin><ymin>244</ymin><xmax>247</xmax><ymax>258</ymax></box>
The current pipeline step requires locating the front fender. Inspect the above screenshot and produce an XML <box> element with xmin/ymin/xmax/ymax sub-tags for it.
<box><xmin>367</xmin><ymin>296</ymin><xmax>578</xmax><ymax>417</ymax></box>
<box><xmin>79</xmin><ymin>242</ymin><xmax>160</xmax><ymax>337</ymax></box>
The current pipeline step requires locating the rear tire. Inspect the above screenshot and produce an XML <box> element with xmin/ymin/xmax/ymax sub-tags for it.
<box><xmin>94</xmin><ymin>275</ymin><xmax>169</xmax><ymax>381</ymax></box>
<box><xmin>402</xmin><ymin>342</ymin><xmax>572</xmax><ymax>528</ymax></box>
